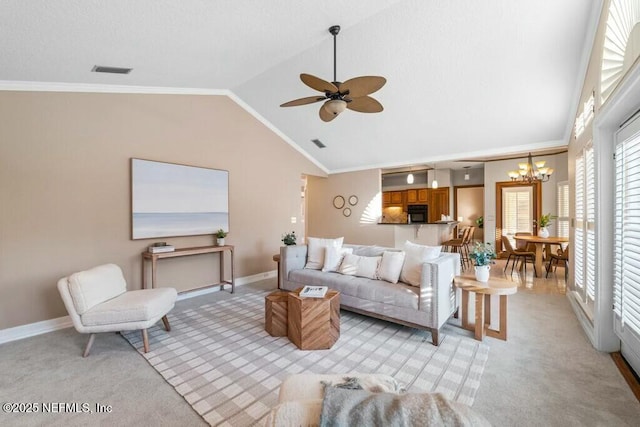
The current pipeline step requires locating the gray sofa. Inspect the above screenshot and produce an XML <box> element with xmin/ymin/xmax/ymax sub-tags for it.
<box><xmin>279</xmin><ymin>244</ymin><xmax>461</xmax><ymax>345</ymax></box>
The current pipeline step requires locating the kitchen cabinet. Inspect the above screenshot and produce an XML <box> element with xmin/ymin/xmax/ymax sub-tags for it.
<box><xmin>429</xmin><ymin>188</ymin><xmax>450</xmax><ymax>222</ymax></box>
<box><xmin>407</xmin><ymin>189</ymin><xmax>418</xmax><ymax>204</ymax></box>
<box><xmin>418</xmin><ymin>189</ymin><xmax>429</xmax><ymax>203</ymax></box>
<box><xmin>390</xmin><ymin>191</ymin><xmax>403</xmax><ymax>205</ymax></box>
<box><xmin>383</xmin><ymin>191</ymin><xmax>405</xmax><ymax>208</ymax></box>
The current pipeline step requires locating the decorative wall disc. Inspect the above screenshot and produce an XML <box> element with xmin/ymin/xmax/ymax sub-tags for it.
<box><xmin>343</xmin><ymin>208</ymin><xmax>352</xmax><ymax>217</ymax></box>
<box><xmin>333</xmin><ymin>195</ymin><xmax>345</xmax><ymax>209</ymax></box>
<box><xmin>348</xmin><ymin>195</ymin><xmax>358</xmax><ymax>206</ymax></box>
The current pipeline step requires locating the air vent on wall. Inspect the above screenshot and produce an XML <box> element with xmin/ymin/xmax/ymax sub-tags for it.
<box><xmin>91</xmin><ymin>65</ymin><xmax>133</xmax><ymax>74</ymax></box>
<box><xmin>311</xmin><ymin>139</ymin><xmax>326</xmax><ymax>148</ymax></box>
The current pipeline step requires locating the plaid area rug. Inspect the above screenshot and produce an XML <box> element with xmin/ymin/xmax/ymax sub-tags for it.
<box><xmin>123</xmin><ymin>291</ymin><xmax>489</xmax><ymax>426</ymax></box>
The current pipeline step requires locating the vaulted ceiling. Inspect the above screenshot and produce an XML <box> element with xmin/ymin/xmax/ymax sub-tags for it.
<box><xmin>0</xmin><ymin>0</ymin><xmax>597</xmax><ymax>173</ymax></box>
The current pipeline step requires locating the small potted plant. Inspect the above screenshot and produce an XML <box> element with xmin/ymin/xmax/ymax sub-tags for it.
<box><xmin>215</xmin><ymin>229</ymin><xmax>228</xmax><ymax>246</ymax></box>
<box><xmin>281</xmin><ymin>231</ymin><xmax>297</xmax><ymax>246</ymax></box>
<box><xmin>536</xmin><ymin>213</ymin><xmax>556</xmax><ymax>238</ymax></box>
<box><xmin>468</xmin><ymin>242</ymin><xmax>497</xmax><ymax>283</ymax></box>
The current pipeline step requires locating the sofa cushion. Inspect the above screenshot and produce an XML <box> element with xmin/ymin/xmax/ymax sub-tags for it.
<box><xmin>339</xmin><ymin>254</ymin><xmax>381</xmax><ymax>279</ymax></box>
<box><xmin>68</xmin><ymin>264</ymin><xmax>127</xmax><ymax>314</ymax></box>
<box><xmin>400</xmin><ymin>241</ymin><xmax>442</xmax><ymax>287</ymax></box>
<box><xmin>377</xmin><ymin>251</ymin><xmax>406</xmax><ymax>284</ymax></box>
<box><xmin>350</xmin><ymin>245</ymin><xmax>387</xmax><ymax>257</ymax></box>
<box><xmin>305</xmin><ymin>237</ymin><xmax>344</xmax><ymax>270</ymax></box>
<box><xmin>322</xmin><ymin>247</ymin><xmax>353</xmax><ymax>272</ymax></box>
<box><xmin>81</xmin><ymin>287</ymin><xmax>177</xmax><ymax>326</ymax></box>
<box><xmin>288</xmin><ymin>269</ymin><xmax>419</xmax><ymax>310</ymax></box>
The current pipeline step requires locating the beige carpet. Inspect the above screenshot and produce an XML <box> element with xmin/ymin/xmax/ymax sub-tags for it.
<box><xmin>123</xmin><ymin>291</ymin><xmax>490</xmax><ymax>426</ymax></box>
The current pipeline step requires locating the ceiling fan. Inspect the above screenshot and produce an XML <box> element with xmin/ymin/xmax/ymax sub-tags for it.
<box><xmin>280</xmin><ymin>25</ymin><xmax>386</xmax><ymax>122</ymax></box>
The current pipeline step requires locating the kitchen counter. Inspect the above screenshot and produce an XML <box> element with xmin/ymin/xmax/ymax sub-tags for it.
<box><xmin>378</xmin><ymin>222</ymin><xmax>458</xmax><ymax>247</ymax></box>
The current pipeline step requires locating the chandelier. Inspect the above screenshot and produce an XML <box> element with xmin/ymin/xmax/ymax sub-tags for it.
<box><xmin>507</xmin><ymin>152</ymin><xmax>554</xmax><ymax>183</ymax></box>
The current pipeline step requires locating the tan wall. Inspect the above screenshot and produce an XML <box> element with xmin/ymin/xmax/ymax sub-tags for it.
<box><xmin>0</xmin><ymin>91</ymin><xmax>325</xmax><ymax>329</ymax></box>
<box><xmin>307</xmin><ymin>169</ymin><xmax>393</xmax><ymax>246</ymax></box>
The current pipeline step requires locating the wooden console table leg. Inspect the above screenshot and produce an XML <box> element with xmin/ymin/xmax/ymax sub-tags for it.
<box><xmin>141</xmin><ymin>257</ymin><xmax>146</xmax><ymax>289</ymax></box>
<box><xmin>151</xmin><ymin>258</ymin><xmax>157</xmax><ymax>289</ymax></box>
<box><xmin>220</xmin><ymin>250</ymin><xmax>225</xmax><ymax>291</ymax></box>
<box><xmin>230</xmin><ymin>248</ymin><xmax>235</xmax><ymax>293</ymax></box>
<box><xmin>474</xmin><ymin>293</ymin><xmax>484</xmax><ymax>341</ymax></box>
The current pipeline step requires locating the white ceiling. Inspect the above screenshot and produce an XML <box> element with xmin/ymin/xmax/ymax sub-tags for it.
<box><xmin>0</xmin><ymin>1</ymin><xmax>596</xmax><ymax>173</ymax></box>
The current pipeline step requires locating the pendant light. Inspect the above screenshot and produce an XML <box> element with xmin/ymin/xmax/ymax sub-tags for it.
<box><xmin>407</xmin><ymin>168</ymin><xmax>414</xmax><ymax>184</ymax></box>
<box><xmin>431</xmin><ymin>165</ymin><xmax>439</xmax><ymax>189</ymax></box>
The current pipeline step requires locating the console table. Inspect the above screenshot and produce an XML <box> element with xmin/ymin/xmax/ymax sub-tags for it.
<box><xmin>141</xmin><ymin>245</ymin><xmax>235</xmax><ymax>293</ymax></box>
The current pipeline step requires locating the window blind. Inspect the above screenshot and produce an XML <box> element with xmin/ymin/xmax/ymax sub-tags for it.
<box><xmin>575</xmin><ymin>154</ymin><xmax>585</xmax><ymax>291</ymax></box>
<box><xmin>585</xmin><ymin>146</ymin><xmax>596</xmax><ymax>302</ymax></box>
<box><xmin>502</xmin><ymin>187</ymin><xmax>533</xmax><ymax>247</ymax></box>
<box><xmin>614</xmin><ymin>133</ymin><xmax>640</xmax><ymax>333</ymax></box>
<box><xmin>557</xmin><ymin>182</ymin><xmax>570</xmax><ymax>238</ymax></box>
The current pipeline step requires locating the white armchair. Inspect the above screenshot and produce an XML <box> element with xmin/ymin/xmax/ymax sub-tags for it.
<box><xmin>57</xmin><ymin>263</ymin><xmax>177</xmax><ymax>357</ymax></box>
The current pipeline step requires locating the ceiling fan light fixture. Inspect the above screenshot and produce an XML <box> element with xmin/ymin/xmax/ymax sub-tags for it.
<box><xmin>324</xmin><ymin>99</ymin><xmax>347</xmax><ymax>115</ymax></box>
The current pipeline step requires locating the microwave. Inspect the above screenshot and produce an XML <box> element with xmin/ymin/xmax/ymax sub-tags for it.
<box><xmin>407</xmin><ymin>204</ymin><xmax>428</xmax><ymax>224</ymax></box>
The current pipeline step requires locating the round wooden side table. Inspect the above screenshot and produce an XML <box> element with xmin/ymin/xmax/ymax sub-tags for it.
<box><xmin>454</xmin><ymin>276</ymin><xmax>518</xmax><ymax>341</ymax></box>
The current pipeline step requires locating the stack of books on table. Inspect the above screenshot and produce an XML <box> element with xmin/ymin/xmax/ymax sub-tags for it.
<box><xmin>300</xmin><ymin>285</ymin><xmax>328</xmax><ymax>298</ymax></box>
<box><xmin>148</xmin><ymin>243</ymin><xmax>175</xmax><ymax>253</ymax></box>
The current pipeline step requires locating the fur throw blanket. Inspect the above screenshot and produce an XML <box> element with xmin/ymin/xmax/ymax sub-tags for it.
<box><xmin>319</xmin><ymin>379</ymin><xmax>490</xmax><ymax>427</ymax></box>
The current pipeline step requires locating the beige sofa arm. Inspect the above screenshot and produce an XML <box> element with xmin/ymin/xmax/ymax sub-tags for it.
<box><xmin>419</xmin><ymin>252</ymin><xmax>460</xmax><ymax>329</ymax></box>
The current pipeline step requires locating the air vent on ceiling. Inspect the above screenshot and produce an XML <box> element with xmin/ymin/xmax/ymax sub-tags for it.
<box><xmin>311</xmin><ymin>139</ymin><xmax>326</xmax><ymax>148</ymax></box>
<box><xmin>91</xmin><ymin>65</ymin><xmax>133</xmax><ymax>74</ymax></box>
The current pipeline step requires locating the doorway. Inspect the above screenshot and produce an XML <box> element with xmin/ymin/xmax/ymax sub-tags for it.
<box><xmin>495</xmin><ymin>181</ymin><xmax>541</xmax><ymax>253</ymax></box>
<box><xmin>454</xmin><ymin>185</ymin><xmax>484</xmax><ymax>243</ymax></box>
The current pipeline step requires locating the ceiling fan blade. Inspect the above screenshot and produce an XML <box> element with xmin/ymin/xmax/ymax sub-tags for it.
<box><xmin>300</xmin><ymin>73</ymin><xmax>339</xmax><ymax>93</ymax></box>
<box><xmin>280</xmin><ymin>96</ymin><xmax>326</xmax><ymax>107</ymax></box>
<box><xmin>346</xmin><ymin>96</ymin><xmax>384</xmax><ymax>113</ymax></box>
<box><xmin>319</xmin><ymin>102</ymin><xmax>339</xmax><ymax>122</ymax></box>
<box><xmin>339</xmin><ymin>76</ymin><xmax>386</xmax><ymax>97</ymax></box>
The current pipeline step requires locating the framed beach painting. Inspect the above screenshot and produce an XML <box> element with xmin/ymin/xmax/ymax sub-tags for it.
<box><xmin>131</xmin><ymin>158</ymin><xmax>229</xmax><ymax>239</ymax></box>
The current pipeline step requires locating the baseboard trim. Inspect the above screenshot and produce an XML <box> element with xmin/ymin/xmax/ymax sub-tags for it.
<box><xmin>0</xmin><ymin>270</ymin><xmax>277</xmax><ymax>345</ymax></box>
<box><xmin>176</xmin><ymin>269</ymin><xmax>277</xmax><ymax>301</ymax></box>
<box><xmin>611</xmin><ymin>352</ymin><xmax>640</xmax><ymax>403</ymax></box>
<box><xmin>0</xmin><ymin>316</ymin><xmax>74</xmax><ymax>345</ymax></box>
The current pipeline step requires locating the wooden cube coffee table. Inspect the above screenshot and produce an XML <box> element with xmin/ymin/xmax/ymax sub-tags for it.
<box><xmin>265</xmin><ymin>291</ymin><xmax>289</xmax><ymax>337</ymax></box>
<box><xmin>287</xmin><ymin>288</ymin><xmax>340</xmax><ymax>350</ymax></box>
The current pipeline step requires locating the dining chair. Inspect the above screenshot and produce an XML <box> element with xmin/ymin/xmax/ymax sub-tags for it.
<box><xmin>502</xmin><ymin>236</ymin><xmax>537</xmax><ymax>275</ymax></box>
<box><xmin>546</xmin><ymin>244</ymin><xmax>570</xmax><ymax>279</ymax></box>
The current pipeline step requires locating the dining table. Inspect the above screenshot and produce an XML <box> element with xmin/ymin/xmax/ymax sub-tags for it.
<box><xmin>512</xmin><ymin>235</ymin><xmax>569</xmax><ymax>278</ymax></box>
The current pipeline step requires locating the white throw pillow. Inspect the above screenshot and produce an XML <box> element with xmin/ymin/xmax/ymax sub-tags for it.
<box><xmin>339</xmin><ymin>254</ymin><xmax>382</xmax><ymax>279</ymax></box>
<box><xmin>322</xmin><ymin>247</ymin><xmax>354</xmax><ymax>272</ymax></box>
<box><xmin>399</xmin><ymin>241</ymin><xmax>442</xmax><ymax>287</ymax></box>
<box><xmin>377</xmin><ymin>251</ymin><xmax>406</xmax><ymax>284</ymax></box>
<box><xmin>305</xmin><ymin>237</ymin><xmax>344</xmax><ymax>270</ymax></box>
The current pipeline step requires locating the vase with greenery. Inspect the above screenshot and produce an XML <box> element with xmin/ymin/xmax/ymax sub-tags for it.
<box><xmin>468</xmin><ymin>242</ymin><xmax>496</xmax><ymax>283</ymax></box>
<box><xmin>281</xmin><ymin>231</ymin><xmax>297</xmax><ymax>246</ymax></box>
<box><xmin>476</xmin><ymin>216</ymin><xmax>484</xmax><ymax>229</ymax></box>
<box><xmin>536</xmin><ymin>213</ymin><xmax>556</xmax><ymax>238</ymax></box>
<box><xmin>215</xmin><ymin>229</ymin><xmax>228</xmax><ymax>246</ymax></box>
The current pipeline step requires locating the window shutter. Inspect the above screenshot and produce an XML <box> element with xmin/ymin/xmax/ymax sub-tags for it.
<box><xmin>575</xmin><ymin>154</ymin><xmax>585</xmax><ymax>291</ymax></box>
<box><xmin>615</xmin><ymin>142</ymin><xmax>623</xmax><ymax>317</ymax></box>
<box><xmin>615</xmin><ymin>133</ymin><xmax>640</xmax><ymax>331</ymax></box>
<box><xmin>585</xmin><ymin>146</ymin><xmax>596</xmax><ymax>301</ymax></box>
<box><xmin>557</xmin><ymin>182</ymin><xmax>570</xmax><ymax>238</ymax></box>
<box><xmin>502</xmin><ymin>187</ymin><xmax>533</xmax><ymax>247</ymax></box>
